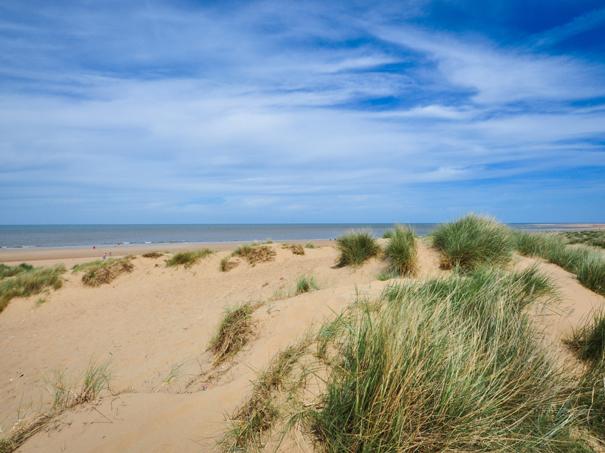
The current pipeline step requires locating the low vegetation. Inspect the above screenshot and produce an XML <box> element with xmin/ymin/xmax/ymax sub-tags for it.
<box><xmin>282</xmin><ymin>244</ymin><xmax>305</xmax><ymax>255</ymax></box>
<box><xmin>0</xmin><ymin>362</ymin><xmax>110</xmax><ymax>453</ymax></box>
<box><xmin>0</xmin><ymin>263</ymin><xmax>34</xmax><ymax>279</ymax></box>
<box><xmin>76</xmin><ymin>258</ymin><xmax>134</xmax><ymax>287</ymax></box>
<box><xmin>384</xmin><ymin>225</ymin><xmax>417</xmax><ymax>276</ymax></box>
<box><xmin>295</xmin><ymin>275</ymin><xmax>318</xmax><ymax>295</ymax></box>
<box><xmin>562</xmin><ymin>230</ymin><xmax>605</xmax><ymax>249</ymax></box>
<box><xmin>232</xmin><ymin>244</ymin><xmax>276</xmax><ymax>266</ymax></box>
<box><xmin>309</xmin><ymin>268</ymin><xmax>582</xmax><ymax>452</ymax></box>
<box><xmin>304</xmin><ymin>242</ymin><xmax>315</xmax><ymax>249</ymax></box>
<box><xmin>209</xmin><ymin>303</ymin><xmax>257</xmax><ymax>365</ymax></box>
<box><xmin>335</xmin><ymin>231</ymin><xmax>380</xmax><ymax>267</ymax></box>
<box><xmin>0</xmin><ymin>265</ymin><xmax>65</xmax><ymax>313</ymax></box>
<box><xmin>432</xmin><ymin>214</ymin><xmax>513</xmax><ymax>271</ymax></box>
<box><xmin>514</xmin><ymin>231</ymin><xmax>605</xmax><ymax>296</ymax></box>
<box><xmin>165</xmin><ymin>249</ymin><xmax>212</xmax><ymax>268</ymax></box>
<box><xmin>565</xmin><ymin>311</ymin><xmax>605</xmax><ymax>440</ymax></box>
<box><xmin>220</xmin><ymin>256</ymin><xmax>239</xmax><ymax>272</ymax></box>
<box><xmin>565</xmin><ymin>311</ymin><xmax>605</xmax><ymax>363</ymax></box>
<box><xmin>222</xmin><ymin>341</ymin><xmax>309</xmax><ymax>451</ymax></box>
<box><xmin>142</xmin><ymin>251</ymin><xmax>163</xmax><ymax>258</ymax></box>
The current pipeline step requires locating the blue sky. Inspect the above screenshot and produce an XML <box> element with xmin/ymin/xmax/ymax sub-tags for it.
<box><xmin>1</xmin><ymin>0</ymin><xmax>604</xmax><ymax>224</ymax></box>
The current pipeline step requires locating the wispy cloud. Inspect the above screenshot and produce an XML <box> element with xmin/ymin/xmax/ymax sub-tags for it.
<box><xmin>0</xmin><ymin>0</ymin><xmax>604</xmax><ymax>223</ymax></box>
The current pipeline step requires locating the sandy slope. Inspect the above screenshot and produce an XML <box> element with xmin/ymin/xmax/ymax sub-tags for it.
<box><xmin>0</xmin><ymin>242</ymin><xmax>602</xmax><ymax>452</ymax></box>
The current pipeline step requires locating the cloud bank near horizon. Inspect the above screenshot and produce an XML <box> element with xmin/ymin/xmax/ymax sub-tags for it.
<box><xmin>1</xmin><ymin>0</ymin><xmax>605</xmax><ymax>223</ymax></box>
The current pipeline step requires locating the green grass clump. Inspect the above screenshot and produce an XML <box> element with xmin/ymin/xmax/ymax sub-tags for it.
<box><xmin>562</xmin><ymin>230</ymin><xmax>605</xmax><ymax>249</ymax></box>
<box><xmin>335</xmin><ymin>231</ymin><xmax>380</xmax><ymax>267</ymax></box>
<box><xmin>565</xmin><ymin>311</ymin><xmax>605</xmax><ymax>363</ymax></box>
<box><xmin>165</xmin><ymin>249</ymin><xmax>212</xmax><ymax>268</ymax></box>
<box><xmin>295</xmin><ymin>275</ymin><xmax>318</xmax><ymax>295</ymax></box>
<box><xmin>209</xmin><ymin>304</ymin><xmax>256</xmax><ymax>365</ymax></box>
<box><xmin>576</xmin><ymin>255</ymin><xmax>605</xmax><ymax>296</ymax></box>
<box><xmin>0</xmin><ymin>265</ymin><xmax>65</xmax><ymax>313</ymax></box>
<box><xmin>514</xmin><ymin>231</ymin><xmax>605</xmax><ymax>296</ymax></box>
<box><xmin>382</xmin><ymin>230</ymin><xmax>393</xmax><ymax>239</ymax></box>
<box><xmin>79</xmin><ymin>258</ymin><xmax>134</xmax><ymax>287</ymax></box>
<box><xmin>0</xmin><ymin>263</ymin><xmax>34</xmax><ymax>279</ymax></box>
<box><xmin>304</xmin><ymin>242</ymin><xmax>316</xmax><ymax>249</ymax></box>
<box><xmin>432</xmin><ymin>214</ymin><xmax>513</xmax><ymax>271</ymax></box>
<box><xmin>311</xmin><ymin>268</ymin><xmax>577</xmax><ymax>452</ymax></box>
<box><xmin>384</xmin><ymin>225</ymin><xmax>417</xmax><ymax>276</ymax></box>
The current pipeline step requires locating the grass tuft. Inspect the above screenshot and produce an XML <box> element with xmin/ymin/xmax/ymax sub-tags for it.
<box><xmin>209</xmin><ymin>304</ymin><xmax>256</xmax><ymax>365</ymax></box>
<box><xmin>220</xmin><ymin>256</ymin><xmax>239</xmax><ymax>272</ymax></box>
<box><xmin>165</xmin><ymin>249</ymin><xmax>212</xmax><ymax>268</ymax></box>
<box><xmin>142</xmin><ymin>251</ymin><xmax>163</xmax><ymax>258</ymax></box>
<box><xmin>0</xmin><ymin>362</ymin><xmax>110</xmax><ymax>452</ymax></box>
<box><xmin>79</xmin><ymin>258</ymin><xmax>134</xmax><ymax>287</ymax></box>
<box><xmin>432</xmin><ymin>214</ymin><xmax>513</xmax><ymax>271</ymax></box>
<box><xmin>384</xmin><ymin>225</ymin><xmax>417</xmax><ymax>276</ymax></box>
<box><xmin>0</xmin><ymin>265</ymin><xmax>65</xmax><ymax>313</ymax></box>
<box><xmin>222</xmin><ymin>341</ymin><xmax>309</xmax><ymax>451</ymax></box>
<box><xmin>335</xmin><ymin>231</ymin><xmax>380</xmax><ymax>267</ymax></box>
<box><xmin>514</xmin><ymin>231</ymin><xmax>605</xmax><ymax>296</ymax></box>
<box><xmin>565</xmin><ymin>311</ymin><xmax>605</xmax><ymax>363</ymax></box>
<box><xmin>282</xmin><ymin>244</ymin><xmax>305</xmax><ymax>255</ymax></box>
<box><xmin>232</xmin><ymin>245</ymin><xmax>276</xmax><ymax>266</ymax></box>
<box><xmin>0</xmin><ymin>263</ymin><xmax>34</xmax><ymax>280</ymax></box>
<box><xmin>304</xmin><ymin>242</ymin><xmax>316</xmax><ymax>249</ymax></box>
<box><xmin>310</xmin><ymin>269</ymin><xmax>575</xmax><ymax>452</ymax></box>
<box><xmin>295</xmin><ymin>275</ymin><xmax>318</xmax><ymax>295</ymax></box>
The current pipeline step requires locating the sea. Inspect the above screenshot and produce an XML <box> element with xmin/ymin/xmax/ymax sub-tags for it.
<box><xmin>0</xmin><ymin>223</ymin><xmax>597</xmax><ymax>249</ymax></box>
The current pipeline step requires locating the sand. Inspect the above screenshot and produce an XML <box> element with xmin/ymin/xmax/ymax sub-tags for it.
<box><xmin>0</xmin><ymin>240</ymin><xmax>603</xmax><ymax>452</ymax></box>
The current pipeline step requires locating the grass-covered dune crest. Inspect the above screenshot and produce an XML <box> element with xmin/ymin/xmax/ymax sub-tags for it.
<box><xmin>335</xmin><ymin>231</ymin><xmax>380</xmax><ymax>267</ymax></box>
<box><xmin>432</xmin><ymin>214</ymin><xmax>513</xmax><ymax>271</ymax></box>
<box><xmin>308</xmin><ymin>268</ymin><xmax>581</xmax><ymax>452</ymax></box>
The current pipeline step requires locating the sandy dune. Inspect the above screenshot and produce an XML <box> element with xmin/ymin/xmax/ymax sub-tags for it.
<box><xmin>0</xmin><ymin>241</ymin><xmax>603</xmax><ymax>452</ymax></box>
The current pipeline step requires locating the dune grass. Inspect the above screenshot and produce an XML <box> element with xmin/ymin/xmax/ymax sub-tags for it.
<box><xmin>78</xmin><ymin>257</ymin><xmax>134</xmax><ymax>287</ymax></box>
<box><xmin>384</xmin><ymin>225</ymin><xmax>417</xmax><ymax>276</ymax></box>
<box><xmin>165</xmin><ymin>249</ymin><xmax>212</xmax><ymax>268</ymax></box>
<box><xmin>565</xmin><ymin>311</ymin><xmax>605</xmax><ymax>441</ymax></box>
<box><xmin>304</xmin><ymin>242</ymin><xmax>315</xmax><ymax>249</ymax></box>
<box><xmin>209</xmin><ymin>303</ymin><xmax>256</xmax><ymax>365</ymax></box>
<box><xmin>0</xmin><ymin>265</ymin><xmax>65</xmax><ymax>313</ymax></box>
<box><xmin>142</xmin><ymin>251</ymin><xmax>163</xmax><ymax>258</ymax></box>
<box><xmin>295</xmin><ymin>275</ymin><xmax>318</xmax><ymax>295</ymax></box>
<box><xmin>432</xmin><ymin>214</ymin><xmax>513</xmax><ymax>271</ymax></box>
<box><xmin>0</xmin><ymin>362</ymin><xmax>110</xmax><ymax>453</ymax></box>
<box><xmin>514</xmin><ymin>231</ymin><xmax>605</xmax><ymax>296</ymax></box>
<box><xmin>222</xmin><ymin>341</ymin><xmax>309</xmax><ymax>451</ymax></box>
<box><xmin>562</xmin><ymin>230</ymin><xmax>605</xmax><ymax>249</ymax></box>
<box><xmin>232</xmin><ymin>244</ymin><xmax>276</xmax><ymax>266</ymax></box>
<box><xmin>282</xmin><ymin>244</ymin><xmax>305</xmax><ymax>255</ymax></box>
<box><xmin>220</xmin><ymin>256</ymin><xmax>239</xmax><ymax>272</ymax></box>
<box><xmin>309</xmin><ymin>267</ymin><xmax>583</xmax><ymax>452</ymax></box>
<box><xmin>0</xmin><ymin>263</ymin><xmax>34</xmax><ymax>280</ymax></box>
<box><xmin>565</xmin><ymin>311</ymin><xmax>605</xmax><ymax>364</ymax></box>
<box><xmin>335</xmin><ymin>231</ymin><xmax>380</xmax><ymax>267</ymax></box>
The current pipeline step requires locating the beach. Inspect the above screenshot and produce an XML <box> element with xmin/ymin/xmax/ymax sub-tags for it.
<box><xmin>1</xmin><ymin>222</ymin><xmax>605</xmax><ymax>451</ymax></box>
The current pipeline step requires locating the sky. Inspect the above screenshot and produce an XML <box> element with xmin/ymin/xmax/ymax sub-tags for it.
<box><xmin>1</xmin><ymin>0</ymin><xmax>605</xmax><ymax>224</ymax></box>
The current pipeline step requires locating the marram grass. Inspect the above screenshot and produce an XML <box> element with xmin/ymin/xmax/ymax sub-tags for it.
<box><xmin>384</xmin><ymin>225</ymin><xmax>417</xmax><ymax>276</ymax></box>
<box><xmin>165</xmin><ymin>249</ymin><xmax>212</xmax><ymax>268</ymax></box>
<box><xmin>514</xmin><ymin>231</ymin><xmax>605</xmax><ymax>296</ymax></box>
<box><xmin>310</xmin><ymin>268</ymin><xmax>582</xmax><ymax>452</ymax></box>
<box><xmin>336</xmin><ymin>231</ymin><xmax>380</xmax><ymax>267</ymax></box>
<box><xmin>432</xmin><ymin>214</ymin><xmax>513</xmax><ymax>271</ymax></box>
<box><xmin>0</xmin><ymin>265</ymin><xmax>65</xmax><ymax>313</ymax></box>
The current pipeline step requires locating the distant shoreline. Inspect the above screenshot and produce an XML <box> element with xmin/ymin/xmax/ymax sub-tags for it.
<box><xmin>0</xmin><ymin>239</ymin><xmax>336</xmax><ymax>263</ymax></box>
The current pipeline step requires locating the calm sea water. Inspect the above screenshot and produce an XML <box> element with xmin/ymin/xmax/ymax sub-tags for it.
<box><xmin>0</xmin><ymin>223</ymin><xmax>595</xmax><ymax>249</ymax></box>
